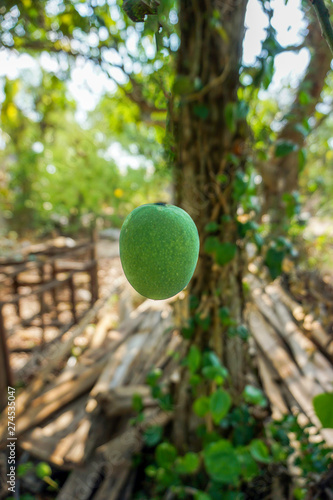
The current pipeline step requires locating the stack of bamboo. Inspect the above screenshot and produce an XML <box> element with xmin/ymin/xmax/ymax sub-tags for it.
<box><xmin>0</xmin><ymin>280</ymin><xmax>183</xmax><ymax>499</ymax></box>
<box><xmin>247</xmin><ymin>274</ymin><xmax>333</xmax><ymax>446</ymax></box>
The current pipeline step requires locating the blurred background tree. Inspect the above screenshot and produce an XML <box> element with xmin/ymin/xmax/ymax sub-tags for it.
<box><xmin>0</xmin><ymin>0</ymin><xmax>175</xmax><ymax>236</ymax></box>
<box><xmin>0</xmin><ymin>1</ymin><xmax>331</xmax><ymax>262</ymax></box>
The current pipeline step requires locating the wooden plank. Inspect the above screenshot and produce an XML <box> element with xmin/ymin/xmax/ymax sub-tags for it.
<box><xmin>0</xmin><ymin>286</ymin><xmax>123</xmax><ymax>443</ymax></box>
<box><xmin>275</xmin><ymin>282</ymin><xmax>333</xmax><ymax>358</ymax></box>
<box><xmin>256</xmin><ymin>354</ymin><xmax>289</xmax><ymax>420</ymax></box>
<box><xmin>68</xmin><ymin>274</ymin><xmax>77</xmax><ymax>323</ymax></box>
<box><xmin>100</xmin><ymin>385</ymin><xmax>155</xmax><ymax>417</ymax></box>
<box><xmin>271</xmin><ymin>297</ymin><xmax>333</xmax><ymax>392</ymax></box>
<box><xmin>62</xmin><ymin>407</ymin><xmax>110</xmax><ymax>467</ymax></box>
<box><xmin>92</xmin><ymin>331</ymin><xmax>149</xmax><ymax>400</ymax></box>
<box><xmin>11</xmin><ymin>357</ymin><xmax>107</xmax><ymax>439</ymax></box>
<box><xmin>248</xmin><ymin>307</ymin><xmax>333</xmax><ymax>446</ymax></box>
<box><xmin>19</xmin><ymin>395</ymin><xmax>89</xmax><ymax>467</ymax></box>
<box><xmin>250</xmin><ymin>277</ymin><xmax>333</xmax><ymax>394</ymax></box>
<box><xmin>89</xmin><ymin>312</ymin><xmax>116</xmax><ymax>350</ymax></box>
<box><xmin>0</xmin><ymin>305</ymin><xmax>13</xmax><ymax>411</ymax></box>
<box><xmin>56</xmin><ymin>410</ymin><xmax>171</xmax><ymax>500</ymax></box>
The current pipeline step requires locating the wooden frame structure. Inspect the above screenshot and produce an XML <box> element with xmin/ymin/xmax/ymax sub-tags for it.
<box><xmin>0</xmin><ymin>233</ymin><xmax>99</xmax><ymax>409</ymax></box>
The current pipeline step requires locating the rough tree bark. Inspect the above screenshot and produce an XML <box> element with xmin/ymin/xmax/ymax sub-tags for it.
<box><xmin>172</xmin><ymin>0</ymin><xmax>249</xmax><ymax>448</ymax></box>
<box><xmin>260</xmin><ymin>17</ymin><xmax>332</xmax><ymax>223</ymax></box>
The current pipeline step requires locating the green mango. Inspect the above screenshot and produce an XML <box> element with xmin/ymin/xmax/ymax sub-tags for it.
<box><xmin>119</xmin><ymin>203</ymin><xmax>200</xmax><ymax>300</ymax></box>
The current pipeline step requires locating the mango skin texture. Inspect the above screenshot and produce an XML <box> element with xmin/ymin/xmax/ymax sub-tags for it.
<box><xmin>119</xmin><ymin>203</ymin><xmax>200</xmax><ymax>300</ymax></box>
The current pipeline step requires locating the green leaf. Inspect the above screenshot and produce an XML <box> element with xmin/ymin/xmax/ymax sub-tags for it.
<box><xmin>158</xmin><ymin>393</ymin><xmax>173</xmax><ymax>411</ymax></box>
<box><xmin>156</xmin><ymin>467</ymin><xmax>179</xmax><ymax>487</ymax></box>
<box><xmin>233</xmin><ymin>171</ymin><xmax>248</xmax><ymax>200</ymax></box>
<box><xmin>195</xmin><ymin>313</ymin><xmax>211</xmax><ymax>331</ymax></box>
<box><xmin>17</xmin><ymin>462</ymin><xmax>34</xmax><ymax>478</ymax></box>
<box><xmin>249</xmin><ymin>439</ymin><xmax>271</xmax><ymax>463</ymax></box>
<box><xmin>215</xmin><ymin>242</ymin><xmax>237</xmax><ymax>266</ymax></box>
<box><xmin>237</xmin><ymin>221</ymin><xmax>253</xmax><ymax>238</ymax></box>
<box><xmin>313</xmin><ymin>392</ymin><xmax>333</xmax><ymax>428</ymax></box>
<box><xmin>235</xmin><ymin>100</ymin><xmax>249</xmax><ymax>120</ymax></box>
<box><xmin>204</xmin><ymin>238</ymin><xmax>237</xmax><ymax>266</ymax></box>
<box><xmin>293</xmin><ymin>488</ymin><xmax>307</xmax><ymax>500</ymax></box>
<box><xmin>218</xmin><ymin>306</ymin><xmax>236</xmax><ymax>326</ymax></box>
<box><xmin>205</xmin><ymin>221</ymin><xmax>219</xmax><ymax>233</ymax></box>
<box><xmin>203</xmin><ymin>440</ymin><xmax>241</xmax><ymax>484</ymax></box>
<box><xmin>155</xmin><ymin>442</ymin><xmax>178</xmax><ymax>468</ymax></box>
<box><xmin>224</xmin><ymin>102</ymin><xmax>237</xmax><ymax>133</ymax></box>
<box><xmin>175</xmin><ymin>452</ymin><xmax>200</xmax><ymax>474</ymax></box>
<box><xmin>194</xmin><ymin>492</ymin><xmax>212</xmax><ymax>500</ymax></box>
<box><xmin>253</xmin><ymin>232</ymin><xmax>264</xmax><ymax>249</ymax></box>
<box><xmin>145</xmin><ymin>464</ymin><xmax>157</xmax><ymax>477</ymax></box>
<box><xmin>194</xmin><ymin>104</ymin><xmax>209</xmax><ymax>120</ymax></box>
<box><xmin>190</xmin><ymin>295</ymin><xmax>200</xmax><ymax>310</ymax></box>
<box><xmin>275</xmin><ymin>140</ymin><xmax>298</xmax><ymax>158</ymax></box>
<box><xmin>265</xmin><ymin>247</ymin><xmax>285</xmax><ymax>279</ymax></box>
<box><xmin>236</xmin><ymin>447</ymin><xmax>259</xmax><ymax>480</ymax></box>
<box><xmin>299</xmin><ymin>90</ymin><xmax>311</xmax><ymax>105</ymax></box>
<box><xmin>298</xmin><ymin>148</ymin><xmax>307</xmax><ymax>172</ymax></box>
<box><xmin>243</xmin><ymin>385</ymin><xmax>267</xmax><ymax>407</ymax></box>
<box><xmin>181</xmin><ymin>317</ymin><xmax>195</xmax><ymax>339</ymax></box>
<box><xmin>209</xmin><ymin>389</ymin><xmax>232</xmax><ymax>423</ymax></box>
<box><xmin>219</xmin><ymin>493</ymin><xmax>244</xmax><ymax>500</ymax></box>
<box><xmin>217</xmin><ymin>173</ymin><xmax>228</xmax><ymax>184</ymax></box>
<box><xmin>202</xmin><ymin>365</ymin><xmax>227</xmax><ymax>384</ymax></box>
<box><xmin>187</xmin><ymin>345</ymin><xmax>202</xmax><ymax>374</ymax></box>
<box><xmin>203</xmin><ymin>351</ymin><xmax>223</xmax><ymax>368</ymax></box>
<box><xmin>132</xmin><ymin>393</ymin><xmax>144</xmax><ymax>413</ymax></box>
<box><xmin>262</xmin><ymin>56</ymin><xmax>274</xmax><ymax>89</ymax></box>
<box><xmin>173</xmin><ymin>76</ymin><xmax>194</xmax><ymax>95</ymax></box>
<box><xmin>144</xmin><ymin>425</ymin><xmax>163</xmax><ymax>446</ymax></box>
<box><xmin>204</xmin><ymin>236</ymin><xmax>219</xmax><ymax>254</ymax></box>
<box><xmin>294</xmin><ymin>123</ymin><xmax>309</xmax><ymax>137</ymax></box>
<box><xmin>236</xmin><ymin>325</ymin><xmax>249</xmax><ymax>340</ymax></box>
<box><xmin>193</xmin><ymin>396</ymin><xmax>210</xmax><ymax>417</ymax></box>
<box><xmin>189</xmin><ymin>374</ymin><xmax>202</xmax><ymax>386</ymax></box>
<box><xmin>35</xmin><ymin>462</ymin><xmax>52</xmax><ymax>479</ymax></box>
<box><xmin>146</xmin><ymin>368</ymin><xmax>162</xmax><ymax>387</ymax></box>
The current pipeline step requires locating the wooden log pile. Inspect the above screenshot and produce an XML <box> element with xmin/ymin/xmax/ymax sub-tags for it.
<box><xmin>0</xmin><ymin>268</ymin><xmax>332</xmax><ymax>499</ymax></box>
<box><xmin>246</xmin><ymin>274</ymin><xmax>333</xmax><ymax>446</ymax></box>
<box><xmin>0</xmin><ymin>284</ymin><xmax>182</xmax><ymax>498</ymax></box>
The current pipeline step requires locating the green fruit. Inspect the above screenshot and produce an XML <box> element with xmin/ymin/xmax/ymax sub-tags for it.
<box><xmin>119</xmin><ymin>203</ymin><xmax>200</xmax><ymax>300</ymax></box>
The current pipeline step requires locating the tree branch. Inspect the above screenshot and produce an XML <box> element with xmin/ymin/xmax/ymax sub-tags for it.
<box><xmin>309</xmin><ymin>0</ymin><xmax>333</xmax><ymax>55</ymax></box>
<box><xmin>260</xmin><ymin>15</ymin><xmax>332</xmax><ymax>202</ymax></box>
<box><xmin>10</xmin><ymin>39</ymin><xmax>164</xmax><ymax>119</ymax></box>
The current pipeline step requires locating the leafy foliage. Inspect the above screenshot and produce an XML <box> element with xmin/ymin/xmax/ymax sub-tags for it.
<box><xmin>313</xmin><ymin>392</ymin><xmax>333</xmax><ymax>428</ymax></box>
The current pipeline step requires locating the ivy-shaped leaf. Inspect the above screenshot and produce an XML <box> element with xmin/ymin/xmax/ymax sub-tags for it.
<box><xmin>249</xmin><ymin>439</ymin><xmax>271</xmax><ymax>463</ymax></box>
<box><xmin>275</xmin><ymin>140</ymin><xmax>298</xmax><ymax>158</ymax></box>
<box><xmin>155</xmin><ymin>442</ymin><xmax>178</xmax><ymax>468</ymax></box>
<box><xmin>209</xmin><ymin>389</ymin><xmax>232</xmax><ymax>423</ymax></box>
<box><xmin>175</xmin><ymin>452</ymin><xmax>200</xmax><ymax>474</ymax></box>
<box><xmin>215</xmin><ymin>242</ymin><xmax>237</xmax><ymax>266</ymax></box>
<box><xmin>203</xmin><ymin>440</ymin><xmax>241</xmax><ymax>484</ymax></box>
<box><xmin>186</xmin><ymin>345</ymin><xmax>202</xmax><ymax>374</ymax></box>
<box><xmin>313</xmin><ymin>392</ymin><xmax>333</xmax><ymax>428</ymax></box>
<box><xmin>193</xmin><ymin>396</ymin><xmax>210</xmax><ymax>417</ymax></box>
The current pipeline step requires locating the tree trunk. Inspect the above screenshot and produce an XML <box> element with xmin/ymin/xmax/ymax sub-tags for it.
<box><xmin>260</xmin><ymin>17</ymin><xmax>332</xmax><ymax>225</ymax></box>
<box><xmin>172</xmin><ymin>0</ymin><xmax>249</xmax><ymax>448</ymax></box>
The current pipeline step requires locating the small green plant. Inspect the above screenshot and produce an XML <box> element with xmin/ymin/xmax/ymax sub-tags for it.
<box><xmin>12</xmin><ymin>460</ymin><xmax>59</xmax><ymax>496</ymax></box>
<box><xmin>137</xmin><ymin>347</ymin><xmax>332</xmax><ymax>499</ymax></box>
